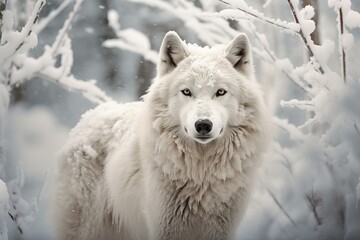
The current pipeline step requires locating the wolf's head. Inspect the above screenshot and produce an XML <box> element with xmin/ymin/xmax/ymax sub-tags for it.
<box><xmin>146</xmin><ymin>31</ymin><xmax>265</xmax><ymax>146</ymax></box>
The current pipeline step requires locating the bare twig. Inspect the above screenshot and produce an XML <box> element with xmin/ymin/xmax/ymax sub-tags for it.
<box><xmin>273</xmin><ymin>149</ymin><xmax>293</xmax><ymax>174</ymax></box>
<box><xmin>305</xmin><ymin>189</ymin><xmax>323</xmax><ymax>225</ymax></box>
<box><xmin>267</xmin><ymin>188</ymin><xmax>297</xmax><ymax>226</ymax></box>
<box><xmin>287</xmin><ymin>0</ymin><xmax>325</xmax><ymax>74</ymax></box>
<box><xmin>339</xmin><ymin>7</ymin><xmax>346</xmax><ymax>83</ymax></box>
<box><xmin>8</xmin><ymin>212</ymin><xmax>23</xmax><ymax>234</ymax></box>
<box><xmin>354</xmin><ymin>122</ymin><xmax>360</xmax><ymax>135</ymax></box>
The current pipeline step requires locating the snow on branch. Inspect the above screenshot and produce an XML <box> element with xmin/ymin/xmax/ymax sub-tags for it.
<box><xmin>241</xmin><ymin>21</ymin><xmax>315</xmax><ymax>96</ymax></box>
<box><xmin>103</xmin><ymin>10</ymin><xmax>158</xmax><ymax>64</ymax></box>
<box><xmin>280</xmin><ymin>99</ymin><xmax>314</xmax><ymax>111</ymax></box>
<box><xmin>34</xmin><ymin>0</ymin><xmax>72</xmax><ymax>35</ymax></box>
<box><xmin>38</xmin><ymin>70</ymin><xmax>111</xmax><ymax>104</ymax></box>
<box><xmin>106</xmin><ymin>0</ymin><xmax>239</xmax><ymax>62</ymax></box>
<box><xmin>328</xmin><ymin>0</ymin><xmax>359</xmax><ymax>83</ymax></box>
<box><xmin>287</xmin><ymin>0</ymin><xmax>325</xmax><ymax>74</ymax></box>
<box><xmin>218</xmin><ymin>0</ymin><xmax>300</xmax><ymax>33</ymax></box>
<box><xmin>0</xmin><ymin>0</ymin><xmax>44</xmax><ymax>64</ymax></box>
<box><xmin>273</xmin><ymin>117</ymin><xmax>306</xmax><ymax>142</ymax></box>
<box><xmin>51</xmin><ymin>0</ymin><xmax>83</xmax><ymax>56</ymax></box>
<box><xmin>128</xmin><ymin>0</ymin><xmax>237</xmax><ymax>46</ymax></box>
<box><xmin>1</xmin><ymin>0</ymin><xmax>112</xmax><ymax>105</ymax></box>
<box><xmin>10</xmin><ymin>35</ymin><xmax>111</xmax><ymax>104</ymax></box>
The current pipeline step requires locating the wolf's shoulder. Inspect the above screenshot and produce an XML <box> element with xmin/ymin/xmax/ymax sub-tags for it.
<box><xmin>58</xmin><ymin>101</ymin><xmax>143</xmax><ymax>170</ymax></box>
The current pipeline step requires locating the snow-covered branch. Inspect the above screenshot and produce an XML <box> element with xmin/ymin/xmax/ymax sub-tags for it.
<box><xmin>34</xmin><ymin>0</ymin><xmax>71</xmax><ymax>35</ymax></box>
<box><xmin>0</xmin><ymin>0</ymin><xmax>114</xmax><ymax>237</ymax></box>
<box><xmin>242</xmin><ymin>21</ymin><xmax>315</xmax><ymax>95</ymax></box>
<box><xmin>218</xmin><ymin>0</ymin><xmax>300</xmax><ymax>33</ymax></box>
<box><xmin>51</xmin><ymin>0</ymin><xmax>83</xmax><ymax>57</ymax></box>
<box><xmin>1</xmin><ymin>0</ymin><xmax>112</xmax><ymax>105</ymax></box>
<box><xmin>287</xmin><ymin>0</ymin><xmax>325</xmax><ymax>74</ymax></box>
<box><xmin>103</xmin><ymin>10</ymin><xmax>158</xmax><ymax>64</ymax></box>
<box><xmin>0</xmin><ymin>0</ymin><xmax>44</xmax><ymax>65</ymax></box>
<box><xmin>328</xmin><ymin>0</ymin><xmax>359</xmax><ymax>84</ymax></box>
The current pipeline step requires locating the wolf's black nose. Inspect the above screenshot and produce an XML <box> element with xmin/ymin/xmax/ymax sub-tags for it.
<box><xmin>195</xmin><ymin>119</ymin><xmax>213</xmax><ymax>135</ymax></box>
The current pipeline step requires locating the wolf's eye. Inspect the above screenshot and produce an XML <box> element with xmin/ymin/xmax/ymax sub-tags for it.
<box><xmin>181</xmin><ymin>88</ymin><xmax>192</xmax><ymax>97</ymax></box>
<box><xmin>216</xmin><ymin>88</ymin><xmax>227</xmax><ymax>97</ymax></box>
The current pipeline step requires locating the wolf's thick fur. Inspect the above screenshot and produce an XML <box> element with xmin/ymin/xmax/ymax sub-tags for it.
<box><xmin>55</xmin><ymin>32</ymin><xmax>270</xmax><ymax>240</ymax></box>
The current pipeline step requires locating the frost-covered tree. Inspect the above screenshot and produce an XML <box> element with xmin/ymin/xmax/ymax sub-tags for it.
<box><xmin>0</xmin><ymin>0</ymin><xmax>111</xmax><ymax>237</ymax></box>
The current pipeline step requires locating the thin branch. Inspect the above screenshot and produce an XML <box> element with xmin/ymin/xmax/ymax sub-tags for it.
<box><xmin>273</xmin><ymin>117</ymin><xmax>306</xmax><ymax>142</ymax></box>
<box><xmin>305</xmin><ymin>189</ymin><xmax>323</xmax><ymax>225</ymax></box>
<box><xmin>267</xmin><ymin>188</ymin><xmax>297</xmax><ymax>226</ymax></box>
<box><xmin>8</xmin><ymin>211</ymin><xmax>23</xmax><ymax>234</ymax></box>
<box><xmin>339</xmin><ymin>7</ymin><xmax>346</xmax><ymax>83</ymax></box>
<box><xmin>34</xmin><ymin>0</ymin><xmax>72</xmax><ymax>35</ymax></box>
<box><xmin>36</xmin><ymin>71</ymin><xmax>111</xmax><ymax>104</ymax></box>
<box><xmin>250</xmin><ymin>27</ymin><xmax>314</xmax><ymax>96</ymax></box>
<box><xmin>273</xmin><ymin>149</ymin><xmax>293</xmax><ymax>174</ymax></box>
<box><xmin>14</xmin><ymin>0</ymin><xmax>44</xmax><ymax>52</ymax></box>
<box><xmin>287</xmin><ymin>0</ymin><xmax>325</xmax><ymax>74</ymax></box>
<box><xmin>354</xmin><ymin>122</ymin><xmax>360</xmax><ymax>135</ymax></box>
<box><xmin>219</xmin><ymin>0</ymin><xmax>299</xmax><ymax>33</ymax></box>
<box><xmin>51</xmin><ymin>0</ymin><xmax>84</xmax><ymax>56</ymax></box>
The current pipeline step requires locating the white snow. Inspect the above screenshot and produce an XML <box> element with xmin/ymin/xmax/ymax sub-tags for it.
<box><xmin>0</xmin><ymin>84</ymin><xmax>10</xmax><ymax>125</ymax></box>
<box><xmin>345</xmin><ymin>10</ymin><xmax>360</xmax><ymax>29</ymax></box>
<box><xmin>342</xmin><ymin>32</ymin><xmax>354</xmax><ymax>50</ymax></box>
<box><xmin>312</xmin><ymin>39</ymin><xmax>335</xmax><ymax>66</ymax></box>
<box><xmin>0</xmin><ymin>180</ymin><xmax>9</xmax><ymax>240</ymax></box>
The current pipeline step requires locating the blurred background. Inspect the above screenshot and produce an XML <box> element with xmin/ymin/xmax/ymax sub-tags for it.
<box><xmin>1</xmin><ymin>0</ymin><xmax>360</xmax><ymax>239</ymax></box>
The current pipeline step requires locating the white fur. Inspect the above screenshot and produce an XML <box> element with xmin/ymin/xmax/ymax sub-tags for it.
<box><xmin>54</xmin><ymin>31</ymin><xmax>270</xmax><ymax>240</ymax></box>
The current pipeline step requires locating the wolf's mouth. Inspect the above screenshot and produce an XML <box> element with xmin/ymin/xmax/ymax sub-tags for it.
<box><xmin>195</xmin><ymin>135</ymin><xmax>213</xmax><ymax>141</ymax></box>
<box><xmin>195</xmin><ymin>135</ymin><xmax>214</xmax><ymax>144</ymax></box>
<box><xmin>196</xmin><ymin>135</ymin><xmax>211</xmax><ymax>139</ymax></box>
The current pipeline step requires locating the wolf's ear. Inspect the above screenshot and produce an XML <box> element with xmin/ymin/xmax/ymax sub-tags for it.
<box><xmin>225</xmin><ymin>34</ymin><xmax>253</xmax><ymax>77</ymax></box>
<box><xmin>157</xmin><ymin>31</ymin><xmax>188</xmax><ymax>77</ymax></box>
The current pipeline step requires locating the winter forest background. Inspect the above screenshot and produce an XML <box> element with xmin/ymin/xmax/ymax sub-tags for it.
<box><xmin>0</xmin><ymin>0</ymin><xmax>360</xmax><ymax>239</ymax></box>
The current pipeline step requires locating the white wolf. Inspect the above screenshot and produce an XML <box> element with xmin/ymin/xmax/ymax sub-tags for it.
<box><xmin>55</xmin><ymin>31</ymin><xmax>270</xmax><ymax>240</ymax></box>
